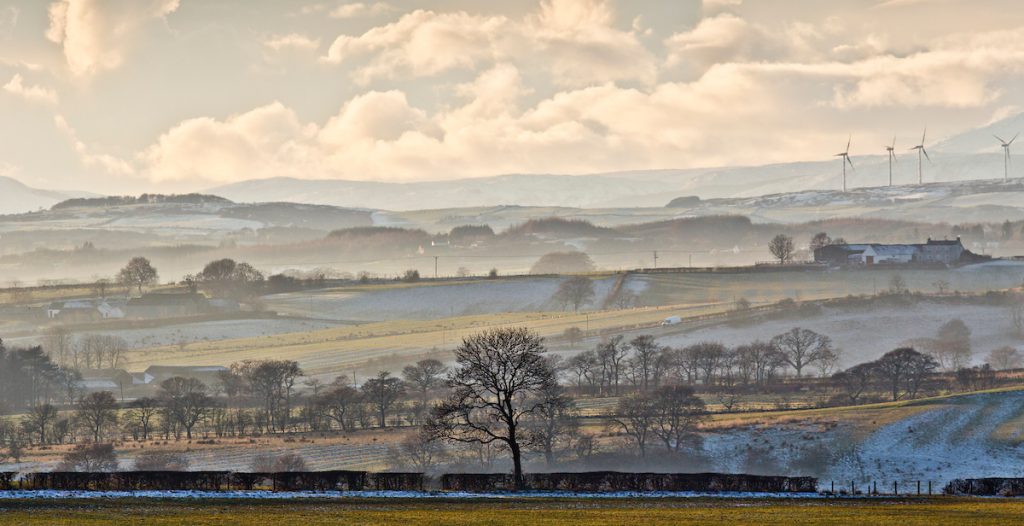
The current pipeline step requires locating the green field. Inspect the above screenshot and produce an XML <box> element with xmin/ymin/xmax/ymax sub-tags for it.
<box><xmin>0</xmin><ymin>497</ymin><xmax>1020</xmax><ymax>525</ymax></box>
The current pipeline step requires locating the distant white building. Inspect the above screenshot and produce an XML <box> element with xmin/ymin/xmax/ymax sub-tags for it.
<box><xmin>47</xmin><ymin>299</ymin><xmax>125</xmax><ymax>321</ymax></box>
<box><xmin>815</xmin><ymin>238</ymin><xmax>969</xmax><ymax>267</ymax></box>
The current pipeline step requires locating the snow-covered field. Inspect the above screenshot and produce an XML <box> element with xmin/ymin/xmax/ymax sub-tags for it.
<box><xmin>826</xmin><ymin>392</ymin><xmax>1024</xmax><ymax>486</ymax></box>
<box><xmin>264</xmin><ymin>277</ymin><xmax>618</xmax><ymax>322</ymax></box>
<box><xmin>697</xmin><ymin>390</ymin><xmax>1024</xmax><ymax>487</ymax></box>
<box><xmin>658</xmin><ymin>301</ymin><xmax>1020</xmax><ymax>368</ymax></box>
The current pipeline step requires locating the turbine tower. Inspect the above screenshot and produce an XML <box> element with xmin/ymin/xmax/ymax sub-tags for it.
<box><xmin>909</xmin><ymin>128</ymin><xmax>930</xmax><ymax>185</ymax></box>
<box><xmin>994</xmin><ymin>133</ymin><xmax>1018</xmax><ymax>181</ymax></box>
<box><xmin>884</xmin><ymin>135</ymin><xmax>897</xmax><ymax>187</ymax></box>
<box><xmin>835</xmin><ymin>136</ymin><xmax>854</xmax><ymax>192</ymax></box>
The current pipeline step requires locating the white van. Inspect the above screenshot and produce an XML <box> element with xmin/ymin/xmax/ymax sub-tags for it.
<box><xmin>661</xmin><ymin>316</ymin><xmax>682</xmax><ymax>326</ymax></box>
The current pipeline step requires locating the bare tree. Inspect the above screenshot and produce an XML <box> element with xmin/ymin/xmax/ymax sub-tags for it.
<box><xmin>159</xmin><ymin>377</ymin><xmax>212</xmax><ymax>439</ymax></box>
<box><xmin>117</xmin><ymin>256</ymin><xmax>159</xmax><ymax>295</ymax></box>
<box><xmin>872</xmin><ymin>347</ymin><xmax>938</xmax><ymax>401</ymax></box>
<box><xmin>427</xmin><ymin>328</ymin><xmax>557</xmax><ymax>489</ymax></box>
<box><xmin>319</xmin><ymin>382</ymin><xmax>360</xmax><ymax>431</ymax></box>
<box><xmin>832</xmin><ymin>363</ymin><xmax>874</xmax><ymax>404</ymax></box>
<box><xmin>524</xmin><ymin>382</ymin><xmax>579</xmax><ymax>466</ymax></box>
<box><xmin>362</xmin><ymin>371</ymin><xmax>405</xmax><ymax>428</ymax></box>
<box><xmin>628</xmin><ymin>335</ymin><xmax>661</xmax><ymax>391</ymax></box>
<box><xmin>809</xmin><ymin>232</ymin><xmax>832</xmax><ymax>252</ymax></box>
<box><xmin>402</xmin><ymin>359</ymin><xmax>448</xmax><ymax>423</ymax></box>
<box><xmin>232</xmin><ymin>360</ymin><xmax>302</xmax><ymax>432</ymax></box>
<box><xmin>769</xmin><ymin>234</ymin><xmax>795</xmax><ymax>264</ymax></box>
<box><xmin>650</xmin><ymin>385</ymin><xmax>705</xmax><ymax>453</ymax></box>
<box><xmin>611</xmin><ymin>393</ymin><xmax>657</xmax><ymax>458</ymax></box>
<box><xmin>390</xmin><ymin>429</ymin><xmax>447</xmax><ymax>472</ymax></box>
<box><xmin>58</xmin><ymin>443</ymin><xmax>117</xmax><ymax>472</ymax></box>
<box><xmin>126</xmin><ymin>397</ymin><xmax>160</xmax><ymax>440</ymax></box>
<box><xmin>75</xmin><ymin>391</ymin><xmax>119</xmax><ymax>443</ymax></box>
<box><xmin>986</xmin><ymin>346</ymin><xmax>1023</xmax><ymax>370</ymax></box>
<box><xmin>933</xmin><ymin>319</ymin><xmax>972</xmax><ymax>371</ymax></box>
<box><xmin>770</xmin><ymin>328</ymin><xmax>835</xmax><ymax>378</ymax></box>
<box><xmin>554</xmin><ymin>276</ymin><xmax>595</xmax><ymax>312</ymax></box>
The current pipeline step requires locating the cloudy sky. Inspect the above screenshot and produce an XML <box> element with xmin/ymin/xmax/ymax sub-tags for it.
<box><xmin>2</xmin><ymin>0</ymin><xmax>1024</xmax><ymax>193</ymax></box>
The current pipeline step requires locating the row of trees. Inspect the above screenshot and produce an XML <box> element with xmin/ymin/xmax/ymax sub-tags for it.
<box><xmin>42</xmin><ymin>328</ymin><xmax>127</xmax><ymax>371</ymax></box>
<box><xmin>564</xmin><ymin>328</ymin><xmax>839</xmax><ymax>397</ymax></box>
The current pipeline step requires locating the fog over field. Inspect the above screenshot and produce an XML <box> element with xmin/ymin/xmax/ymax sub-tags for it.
<box><xmin>6</xmin><ymin>1</ymin><xmax>1024</xmax><ymax>516</ymax></box>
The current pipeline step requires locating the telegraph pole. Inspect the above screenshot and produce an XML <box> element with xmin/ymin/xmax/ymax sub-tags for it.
<box><xmin>652</xmin><ymin>251</ymin><xmax>658</xmax><ymax>268</ymax></box>
<box><xmin>434</xmin><ymin>256</ymin><xmax>439</xmax><ymax>278</ymax></box>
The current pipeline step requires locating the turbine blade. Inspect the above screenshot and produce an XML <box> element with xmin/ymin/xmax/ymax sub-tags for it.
<box><xmin>846</xmin><ymin>135</ymin><xmax>851</xmax><ymax>154</ymax></box>
<box><xmin>922</xmin><ymin>128</ymin><xmax>927</xmax><ymax>144</ymax></box>
<box><xmin>1011</xmin><ymin>133</ymin><xmax>1019</xmax><ymax>145</ymax></box>
<box><xmin>922</xmin><ymin>148</ymin><xmax>931</xmax><ymax>162</ymax></box>
<box><xmin>891</xmin><ymin>135</ymin><xmax>896</xmax><ymax>149</ymax></box>
<box><xmin>847</xmin><ymin>156</ymin><xmax>854</xmax><ymax>169</ymax></box>
<box><xmin>995</xmin><ymin>134</ymin><xmax>1007</xmax><ymax>144</ymax></box>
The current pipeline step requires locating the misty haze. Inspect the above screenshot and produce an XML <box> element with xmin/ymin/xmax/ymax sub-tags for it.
<box><xmin>2</xmin><ymin>0</ymin><xmax>1024</xmax><ymax>524</ymax></box>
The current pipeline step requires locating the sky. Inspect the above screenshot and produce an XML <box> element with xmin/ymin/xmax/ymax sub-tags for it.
<box><xmin>3</xmin><ymin>0</ymin><xmax>1024</xmax><ymax>194</ymax></box>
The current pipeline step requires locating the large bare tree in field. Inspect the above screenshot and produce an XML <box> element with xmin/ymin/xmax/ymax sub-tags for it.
<box><xmin>427</xmin><ymin>328</ymin><xmax>556</xmax><ymax>489</ymax></box>
<box><xmin>769</xmin><ymin>234</ymin><xmax>795</xmax><ymax>264</ymax></box>
<box><xmin>117</xmin><ymin>256</ymin><xmax>158</xmax><ymax>295</ymax></box>
<box><xmin>770</xmin><ymin>327</ymin><xmax>835</xmax><ymax>378</ymax></box>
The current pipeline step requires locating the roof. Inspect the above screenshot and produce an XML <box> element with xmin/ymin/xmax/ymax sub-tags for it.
<box><xmin>926</xmin><ymin>238</ymin><xmax>964</xmax><ymax>246</ymax></box>
<box><xmin>128</xmin><ymin>293</ymin><xmax>208</xmax><ymax>307</ymax></box>
<box><xmin>866</xmin><ymin>244</ymin><xmax>918</xmax><ymax>256</ymax></box>
<box><xmin>144</xmin><ymin>365</ymin><xmax>228</xmax><ymax>375</ymax></box>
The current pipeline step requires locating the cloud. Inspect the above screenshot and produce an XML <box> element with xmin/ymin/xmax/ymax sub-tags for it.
<box><xmin>140</xmin><ymin>102</ymin><xmax>317</xmax><ymax>183</ymax></box>
<box><xmin>322</xmin><ymin>9</ymin><xmax>509</xmax><ymax>84</ymax></box>
<box><xmin>54</xmin><ymin>115</ymin><xmax>134</xmax><ymax>174</ymax></box>
<box><xmin>321</xmin><ymin>0</ymin><xmax>655</xmax><ymax>87</ymax></box>
<box><xmin>3</xmin><ymin>74</ymin><xmax>58</xmax><ymax>105</ymax></box>
<box><xmin>329</xmin><ymin>2</ymin><xmax>395</xmax><ymax>19</ymax></box>
<box><xmin>263</xmin><ymin>33</ymin><xmax>321</xmax><ymax>52</ymax></box>
<box><xmin>45</xmin><ymin>0</ymin><xmax>180</xmax><ymax>76</ymax></box>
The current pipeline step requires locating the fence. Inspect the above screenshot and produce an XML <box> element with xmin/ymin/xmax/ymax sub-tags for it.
<box><xmin>5</xmin><ymin>470</ymin><xmax>424</xmax><ymax>492</ymax></box>
<box><xmin>441</xmin><ymin>472</ymin><xmax>817</xmax><ymax>493</ymax></box>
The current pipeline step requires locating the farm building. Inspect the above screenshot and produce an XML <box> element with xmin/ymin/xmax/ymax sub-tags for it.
<box><xmin>139</xmin><ymin>365</ymin><xmax>229</xmax><ymax>385</ymax></box>
<box><xmin>814</xmin><ymin>238</ymin><xmax>968</xmax><ymax>267</ymax></box>
<box><xmin>46</xmin><ymin>299</ymin><xmax>125</xmax><ymax>321</ymax></box>
<box><xmin>126</xmin><ymin>293</ymin><xmax>211</xmax><ymax>319</ymax></box>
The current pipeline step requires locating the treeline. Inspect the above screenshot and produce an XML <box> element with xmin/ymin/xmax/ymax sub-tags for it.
<box><xmin>563</xmin><ymin>329</ymin><xmax>840</xmax><ymax>397</ymax></box>
<box><xmin>52</xmin><ymin>194</ymin><xmax>231</xmax><ymax>210</ymax></box>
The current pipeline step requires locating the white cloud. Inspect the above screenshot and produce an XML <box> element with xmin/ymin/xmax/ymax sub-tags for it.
<box><xmin>45</xmin><ymin>0</ymin><xmax>180</xmax><ymax>76</ymax></box>
<box><xmin>141</xmin><ymin>102</ymin><xmax>317</xmax><ymax>183</ymax></box>
<box><xmin>263</xmin><ymin>33</ymin><xmax>321</xmax><ymax>52</ymax></box>
<box><xmin>3</xmin><ymin>74</ymin><xmax>58</xmax><ymax>105</ymax></box>
<box><xmin>321</xmin><ymin>0</ymin><xmax>656</xmax><ymax>87</ymax></box>
<box><xmin>329</xmin><ymin>2</ymin><xmax>395</xmax><ymax>19</ymax></box>
<box><xmin>54</xmin><ymin>115</ymin><xmax>134</xmax><ymax>175</ymax></box>
<box><xmin>322</xmin><ymin>9</ymin><xmax>510</xmax><ymax>84</ymax></box>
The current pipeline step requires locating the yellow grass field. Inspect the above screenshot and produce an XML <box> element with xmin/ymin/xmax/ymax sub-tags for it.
<box><xmin>123</xmin><ymin>301</ymin><xmax>732</xmax><ymax>377</ymax></box>
<box><xmin>0</xmin><ymin>497</ymin><xmax>1021</xmax><ymax>526</ymax></box>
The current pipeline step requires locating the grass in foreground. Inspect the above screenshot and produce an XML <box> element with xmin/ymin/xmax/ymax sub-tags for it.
<box><xmin>0</xmin><ymin>497</ymin><xmax>1021</xmax><ymax>526</ymax></box>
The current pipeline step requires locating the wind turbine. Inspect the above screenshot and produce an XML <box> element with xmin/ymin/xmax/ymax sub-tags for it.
<box><xmin>835</xmin><ymin>136</ymin><xmax>854</xmax><ymax>192</ymax></box>
<box><xmin>994</xmin><ymin>133</ymin><xmax>1018</xmax><ymax>181</ymax></box>
<box><xmin>908</xmin><ymin>128</ymin><xmax>930</xmax><ymax>185</ymax></box>
<box><xmin>884</xmin><ymin>135</ymin><xmax>897</xmax><ymax>187</ymax></box>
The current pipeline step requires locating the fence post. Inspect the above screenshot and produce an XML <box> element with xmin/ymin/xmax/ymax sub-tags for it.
<box><xmin>872</xmin><ymin>481</ymin><xmax>876</xmax><ymax>495</ymax></box>
<box><xmin>928</xmin><ymin>481</ymin><xmax>932</xmax><ymax>495</ymax></box>
<box><xmin>894</xmin><ymin>481</ymin><xmax>898</xmax><ymax>496</ymax></box>
<box><xmin>917</xmin><ymin>481</ymin><xmax>921</xmax><ymax>496</ymax></box>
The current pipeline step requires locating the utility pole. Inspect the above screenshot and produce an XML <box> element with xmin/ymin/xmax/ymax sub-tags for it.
<box><xmin>652</xmin><ymin>251</ymin><xmax>658</xmax><ymax>269</ymax></box>
<box><xmin>434</xmin><ymin>256</ymin><xmax>439</xmax><ymax>278</ymax></box>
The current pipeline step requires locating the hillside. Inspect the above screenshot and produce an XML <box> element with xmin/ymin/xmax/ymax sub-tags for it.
<box><xmin>0</xmin><ymin>176</ymin><xmax>95</xmax><ymax>215</ymax></box>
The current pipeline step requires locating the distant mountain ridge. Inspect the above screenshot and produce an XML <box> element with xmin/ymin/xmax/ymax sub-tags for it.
<box><xmin>0</xmin><ymin>176</ymin><xmax>96</xmax><ymax>215</ymax></box>
<box><xmin>207</xmin><ymin>112</ymin><xmax>1024</xmax><ymax>210</ymax></box>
